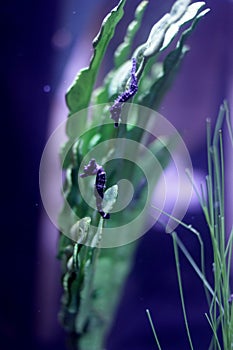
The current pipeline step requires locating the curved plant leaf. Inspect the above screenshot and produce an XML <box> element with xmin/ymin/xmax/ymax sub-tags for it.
<box><xmin>137</xmin><ymin>0</ymin><xmax>208</xmax><ymax>59</ymax></box>
<box><xmin>160</xmin><ymin>1</ymin><xmax>207</xmax><ymax>51</ymax></box>
<box><xmin>137</xmin><ymin>6</ymin><xmax>210</xmax><ymax>109</ymax></box>
<box><xmin>114</xmin><ymin>0</ymin><xmax>148</xmax><ymax>68</ymax></box>
<box><xmin>70</xmin><ymin>217</ymin><xmax>92</xmax><ymax>244</ymax></box>
<box><xmin>65</xmin><ymin>0</ymin><xmax>126</xmax><ymax>115</ymax></box>
<box><xmin>102</xmin><ymin>184</ymin><xmax>118</xmax><ymax>214</ymax></box>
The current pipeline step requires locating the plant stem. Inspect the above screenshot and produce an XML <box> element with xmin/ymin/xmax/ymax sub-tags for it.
<box><xmin>172</xmin><ymin>232</ymin><xmax>194</xmax><ymax>350</ymax></box>
<box><xmin>146</xmin><ymin>309</ymin><xmax>162</xmax><ymax>350</ymax></box>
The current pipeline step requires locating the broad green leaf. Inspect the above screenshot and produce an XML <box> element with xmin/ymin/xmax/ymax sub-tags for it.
<box><xmin>177</xmin><ymin>6</ymin><xmax>210</xmax><ymax>49</ymax></box>
<box><xmin>89</xmin><ymin>218</ymin><xmax>104</xmax><ymax>249</ymax></box>
<box><xmin>102</xmin><ymin>185</ymin><xmax>118</xmax><ymax>214</ymax></box>
<box><xmin>70</xmin><ymin>217</ymin><xmax>92</xmax><ymax>243</ymax></box>
<box><xmin>92</xmin><ymin>85</ymin><xmax>109</xmax><ymax>105</ymax></box>
<box><xmin>60</xmin><ymin>139</ymin><xmax>75</xmax><ymax>169</ymax></box>
<box><xmin>108</xmin><ymin>60</ymin><xmax>131</xmax><ymax>97</ymax></box>
<box><xmin>79</xmin><ymin>243</ymin><xmax>136</xmax><ymax>350</ymax></box>
<box><xmin>92</xmin><ymin>69</ymin><xmax>115</xmax><ymax>105</ymax></box>
<box><xmin>76</xmin><ymin>220</ymin><xmax>104</xmax><ymax>336</ymax></box>
<box><xmin>195</xmin><ymin>7</ymin><xmax>211</xmax><ymax>20</ymax></box>
<box><xmin>176</xmin><ymin>2</ymin><xmax>206</xmax><ymax>25</ymax></box>
<box><xmin>65</xmin><ymin>0</ymin><xmax>126</xmax><ymax>115</ymax></box>
<box><xmin>170</xmin><ymin>0</ymin><xmax>191</xmax><ymax>22</ymax></box>
<box><xmin>160</xmin><ymin>2</ymin><xmax>207</xmax><ymax>51</ymax></box>
<box><xmin>114</xmin><ymin>1</ymin><xmax>148</xmax><ymax>68</ymax></box>
<box><xmin>58</xmin><ymin>199</ymin><xmax>78</xmax><ymax>237</ymax></box>
<box><xmin>92</xmin><ymin>1</ymin><xmax>148</xmax><ymax>105</ymax></box>
<box><xmin>137</xmin><ymin>7</ymin><xmax>209</xmax><ymax>109</ymax></box>
<box><xmin>142</xmin><ymin>48</ymin><xmax>188</xmax><ymax>108</ymax></box>
<box><xmin>143</xmin><ymin>1</ymin><xmax>207</xmax><ymax>58</ymax></box>
<box><xmin>143</xmin><ymin>13</ymin><xmax>171</xmax><ymax>58</ymax></box>
<box><xmin>60</xmin><ymin>244</ymin><xmax>82</xmax><ymax>320</ymax></box>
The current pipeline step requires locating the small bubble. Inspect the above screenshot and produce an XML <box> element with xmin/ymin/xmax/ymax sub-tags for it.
<box><xmin>43</xmin><ymin>85</ymin><xmax>51</xmax><ymax>93</ymax></box>
<box><xmin>72</xmin><ymin>10</ymin><xmax>76</xmax><ymax>14</ymax></box>
<box><xmin>52</xmin><ymin>28</ymin><xmax>72</xmax><ymax>49</ymax></box>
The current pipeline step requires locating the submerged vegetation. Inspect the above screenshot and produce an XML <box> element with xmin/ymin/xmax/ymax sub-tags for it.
<box><xmin>149</xmin><ymin>101</ymin><xmax>233</xmax><ymax>350</ymax></box>
<box><xmin>56</xmin><ymin>1</ymin><xmax>214</xmax><ymax>349</ymax></box>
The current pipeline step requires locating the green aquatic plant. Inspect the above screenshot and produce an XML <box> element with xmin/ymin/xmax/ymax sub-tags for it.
<box><xmin>150</xmin><ymin>101</ymin><xmax>233</xmax><ymax>350</ymax></box>
<box><xmin>57</xmin><ymin>1</ymin><xmax>209</xmax><ymax>349</ymax></box>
